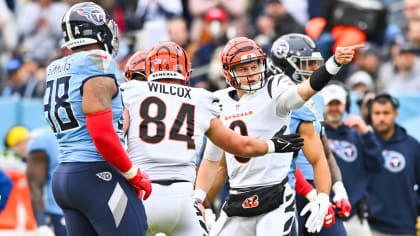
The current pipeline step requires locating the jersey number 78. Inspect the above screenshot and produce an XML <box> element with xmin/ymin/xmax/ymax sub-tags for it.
<box><xmin>44</xmin><ymin>76</ymin><xmax>79</xmax><ymax>133</ymax></box>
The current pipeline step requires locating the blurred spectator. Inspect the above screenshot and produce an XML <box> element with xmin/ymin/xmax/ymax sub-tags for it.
<box><xmin>368</xmin><ymin>93</ymin><xmax>420</xmax><ymax>236</ymax></box>
<box><xmin>254</xmin><ymin>15</ymin><xmax>276</xmax><ymax>53</ymax></box>
<box><xmin>351</xmin><ymin>43</ymin><xmax>382</xmax><ymax>80</ymax></box>
<box><xmin>307</xmin><ymin>0</ymin><xmax>387</xmax><ymax>58</ymax></box>
<box><xmin>322</xmin><ymin>84</ymin><xmax>383</xmax><ymax>236</ymax></box>
<box><xmin>1</xmin><ymin>58</ymin><xmax>44</xmax><ymax>98</ymax></box>
<box><xmin>188</xmin><ymin>0</ymin><xmax>248</xmax><ymax>42</ymax></box>
<box><xmin>264</xmin><ymin>0</ymin><xmax>305</xmax><ymax>37</ymax></box>
<box><xmin>346</xmin><ymin>70</ymin><xmax>375</xmax><ymax>93</ymax></box>
<box><xmin>127</xmin><ymin>0</ymin><xmax>182</xmax><ymax>50</ymax></box>
<box><xmin>16</xmin><ymin>0</ymin><xmax>68</xmax><ymax>63</ymax></box>
<box><xmin>282</xmin><ymin>0</ymin><xmax>309</xmax><ymax>26</ymax></box>
<box><xmin>27</xmin><ymin>128</ymin><xmax>66</xmax><ymax>236</ymax></box>
<box><xmin>377</xmin><ymin>42</ymin><xmax>420</xmax><ymax>92</ymax></box>
<box><xmin>190</xmin><ymin>7</ymin><xmax>229</xmax><ymax>89</ymax></box>
<box><xmin>0</xmin><ymin>168</ymin><xmax>13</xmax><ymax>213</ymax></box>
<box><xmin>0</xmin><ymin>0</ymin><xmax>17</xmax><ymax>64</ymax></box>
<box><xmin>168</xmin><ymin>17</ymin><xmax>190</xmax><ymax>49</ymax></box>
<box><xmin>404</xmin><ymin>0</ymin><xmax>420</xmax><ymax>20</ymax></box>
<box><xmin>406</xmin><ymin>19</ymin><xmax>420</xmax><ymax>49</ymax></box>
<box><xmin>356</xmin><ymin>91</ymin><xmax>376</xmax><ymax>125</ymax></box>
<box><xmin>0</xmin><ymin>126</ymin><xmax>29</xmax><ymax>171</ymax></box>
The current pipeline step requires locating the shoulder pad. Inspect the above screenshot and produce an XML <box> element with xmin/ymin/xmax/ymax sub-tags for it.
<box><xmin>85</xmin><ymin>50</ymin><xmax>113</xmax><ymax>73</ymax></box>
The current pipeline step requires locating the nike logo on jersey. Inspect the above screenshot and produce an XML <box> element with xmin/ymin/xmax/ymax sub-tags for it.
<box><xmin>148</xmin><ymin>82</ymin><xmax>192</xmax><ymax>99</ymax></box>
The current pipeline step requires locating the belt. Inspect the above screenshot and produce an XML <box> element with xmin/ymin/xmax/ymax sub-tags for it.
<box><xmin>151</xmin><ymin>179</ymin><xmax>189</xmax><ymax>186</ymax></box>
<box><xmin>230</xmin><ymin>176</ymin><xmax>289</xmax><ymax>193</ymax></box>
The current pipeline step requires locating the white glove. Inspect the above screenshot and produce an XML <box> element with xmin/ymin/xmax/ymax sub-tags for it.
<box><xmin>204</xmin><ymin>208</ymin><xmax>216</xmax><ymax>231</ymax></box>
<box><xmin>36</xmin><ymin>225</ymin><xmax>55</xmax><ymax>236</ymax></box>
<box><xmin>300</xmin><ymin>192</ymin><xmax>330</xmax><ymax>233</ymax></box>
<box><xmin>332</xmin><ymin>181</ymin><xmax>351</xmax><ymax>218</ymax></box>
<box><xmin>305</xmin><ymin>189</ymin><xmax>317</xmax><ymax>203</ymax></box>
<box><xmin>332</xmin><ymin>181</ymin><xmax>349</xmax><ymax>203</ymax></box>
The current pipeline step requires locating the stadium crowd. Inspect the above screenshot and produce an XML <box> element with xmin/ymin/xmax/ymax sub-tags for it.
<box><xmin>0</xmin><ymin>0</ymin><xmax>420</xmax><ymax>236</ymax></box>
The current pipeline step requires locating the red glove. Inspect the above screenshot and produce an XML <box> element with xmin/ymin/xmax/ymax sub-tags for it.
<box><xmin>335</xmin><ymin>198</ymin><xmax>352</xmax><ymax>218</ymax></box>
<box><xmin>126</xmin><ymin>168</ymin><xmax>152</xmax><ymax>200</ymax></box>
<box><xmin>323</xmin><ymin>204</ymin><xmax>336</xmax><ymax>227</ymax></box>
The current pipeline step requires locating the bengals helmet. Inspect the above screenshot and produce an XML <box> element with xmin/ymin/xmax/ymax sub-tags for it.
<box><xmin>145</xmin><ymin>42</ymin><xmax>191</xmax><ymax>86</ymax></box>
<box><xmin>221</xmin><ymin>37</ymin><xmax>267</xmax><ymax>91</ymax></box>
<box><xmin>61</xmin><ymin>2</ymin><xmax>119</xmax><ymax>57</ymax></box>
<box><xmin>124</xmin><ymin>50</ymin><xmax>149</xmax><ymax>82</ymax></box>
<box><xmin>270</xmin><ymin>33</ymin><xmax>324</xmax><ymax>84</ymax></box>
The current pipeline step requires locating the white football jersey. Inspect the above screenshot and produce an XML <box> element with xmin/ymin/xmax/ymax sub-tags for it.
<box><xmin>215</xmin><ymin>75</ymin><xmax>297</xmax><ymax>189</ymax></box>
<box><xmin>121</xmin><ymin>81</ymin><xmax>221</xmax><ymax>182</ymax></box>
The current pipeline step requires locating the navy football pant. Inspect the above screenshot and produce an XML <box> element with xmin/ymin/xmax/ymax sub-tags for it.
<box><xmin>52</xmin><ymin>162</ymin><xmax>148</xmax><ymax>236</ymax></box>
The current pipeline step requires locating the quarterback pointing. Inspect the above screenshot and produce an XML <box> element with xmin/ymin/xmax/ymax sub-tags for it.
<box><xmin>195</xmin><ymin>37</ymin><xmax>362</xmax><ymax>236</ymax></box>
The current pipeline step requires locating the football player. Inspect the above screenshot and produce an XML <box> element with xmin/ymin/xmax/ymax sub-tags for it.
<box><xmin>45</xmin><ymin>2</ymin><xmax>151</xmax><ymax>235</ymax></box>
<box><xmin>195</xmin><ymin>37</ymin><xmax>362</xmax><ymax>236</ymax></box>
<box><xmin>270</xmin><ymin>33</ymin><xmax>350</xmax><ymax>235</ymax></box>
<box><xmin>121</xmin><ymin>41</ymin><xmax>304</xmax><ymax>236</ymax></box>
<box><xmin>124</xmin><ymin>50</ymin><xmax>149</xmax><ymax>82</ymax></box>
<box><xmin>27</xmin><ymin>129</ymin><xmax>66</xmax><ymax>236</ymax></box>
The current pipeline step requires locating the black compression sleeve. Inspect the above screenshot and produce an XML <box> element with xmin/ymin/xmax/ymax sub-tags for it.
<box><xmin>309</xmin><ymin>65</ymin><xmax>334</xmax><ymax>91</ymax></box>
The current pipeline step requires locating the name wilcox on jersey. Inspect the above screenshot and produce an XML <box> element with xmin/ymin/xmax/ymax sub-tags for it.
<box><xmin>148</xmin><ymin>82</ymin><xmax>192</xmax><ymax>99</ymax></box>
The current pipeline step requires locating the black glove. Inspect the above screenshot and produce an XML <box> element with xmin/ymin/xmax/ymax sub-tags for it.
<box><xmin>269</xmin><ymin>125</ymin><xmax>304</xmax><ymax>153</ymax></box>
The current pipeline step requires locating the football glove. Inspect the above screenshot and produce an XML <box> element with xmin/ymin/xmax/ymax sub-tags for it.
<box><xmin>125</xmin><ymin>167</ymin><xmax>152</xmax><ymax>200</ymax></box>
<box><xmin>332</xmin><ymin>181</ymin><xmax>351</xmax><ymax>218</ymax></box>
<box><xmin>300</xmin><ymin>192</ymin><xmax>330</xmax><ymax>233</ymax></box>
<box><xmin>323</xmin><ymin>203</ymin><xmax>336</xmax><ymax>227</ymax></box>
<box><xmin>268</xmin><ymin>125</ymin><xmax>304</xmax><ymax>153</ymax></box>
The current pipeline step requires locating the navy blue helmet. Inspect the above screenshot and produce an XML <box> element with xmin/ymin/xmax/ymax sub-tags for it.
<box><xmin>61</xmin><ymin>2</ymin><xmax>119</xmax><ymax>57</ymax></box>
<box><xmin>270</xmin><ymin>33</ymin><xmax>324</xmax><ymax>84</ymax></box>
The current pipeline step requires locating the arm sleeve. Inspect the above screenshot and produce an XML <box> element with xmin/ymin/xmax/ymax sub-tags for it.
<box><xmin>203</xmin><ymin>138</ymin><xmax>224</xmax><ymax>162</ymax></box>
<box><xmin>276</xmin><ymin>86</ymin><xmax>306</xmax><ymax>116</ymax></box>
<box><xmin>86</xmin><ymin>109</ymin><xmax>133</xmax><ymax>173</ymax></box>
<box><xmin>295</xmin><ymin>165</ymin><xmax>315</xmax><ymax>197</ymax></box>
<box><xmin>360</xmin><ymin>133</ymin><xmax>383</xmax><ymax>173</ymax></box>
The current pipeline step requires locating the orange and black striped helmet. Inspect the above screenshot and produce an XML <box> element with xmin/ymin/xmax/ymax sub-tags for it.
<box><xmin>145</xmin><ymin>41</ymin><xmax>191</xmax><ymax>86</ymax></box>
<box><xmin>221</xmin><ymin>37</ymin><xmax>267</xmax><ymax>91</ymax></box>
<box><xmin>124</xmin><ymin>50</ymin><xmax>149</xmax><ymax>82</ymax></box>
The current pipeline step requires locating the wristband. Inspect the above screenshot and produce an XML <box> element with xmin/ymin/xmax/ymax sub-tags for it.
<box><xmin>325</xmin><ymin>56</ymin><xmax>342</xmax><ymax>75</ymax></box>
<box><xmin>194</xmin><ymin>189</ymin><xmax>207</xmax><ymax>203</ymax></box>
<box><xmin>266</xmin><ymin>140</ymin><xmax>275</xmax><ymax>154</ymax></box>
<box><xmin>305</xmin><ymin>189</ymin><xmax>317</xmax><ymax>203</ymax></box>
<box><xmin>123</xmin><ymin>165</ymin><xmax>137</xmax><ymax>179</ymax></box>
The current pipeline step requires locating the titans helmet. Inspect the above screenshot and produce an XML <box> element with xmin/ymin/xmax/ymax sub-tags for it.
<box><xmin>61</xmin><ymin>2</ymin><xmax>119</xmax><ymax>57</ymax></box>
<box><xmin>270</xmin><ymin>33</ymin><xmax>324</xmax><ymax>84</ymax></box>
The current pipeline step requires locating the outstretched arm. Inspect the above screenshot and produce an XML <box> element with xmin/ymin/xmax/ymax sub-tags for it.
<box><xmin>297</xmin><ymin>44</ymin><xmax>364</xmax><ymax>100</ymax></box>
<box><xmin>277</xmin><ymin>44</ymin><xmax>364</xmax><ymax>114</ymax></box>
